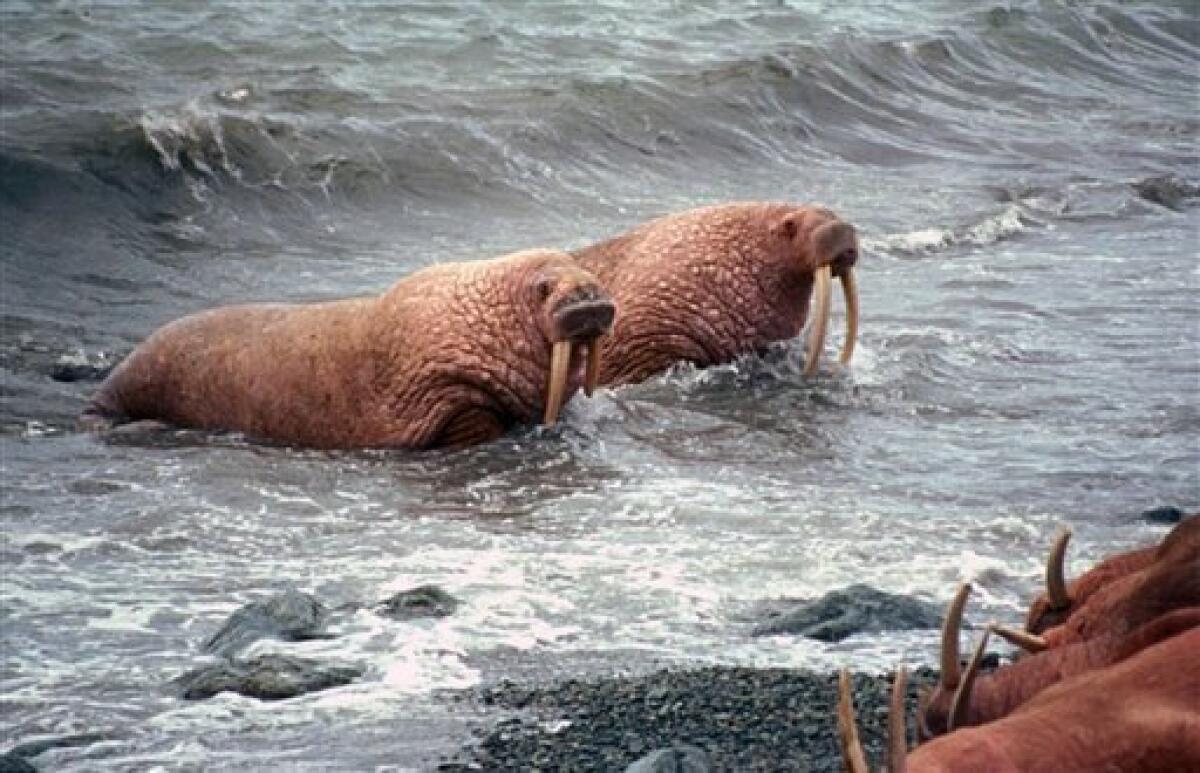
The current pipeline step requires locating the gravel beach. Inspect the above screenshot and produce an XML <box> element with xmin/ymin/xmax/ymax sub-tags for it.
<box><xmin>440</xmin><ymin>665</ymin><xmax>938</xmax><ymax>772</ymax></box>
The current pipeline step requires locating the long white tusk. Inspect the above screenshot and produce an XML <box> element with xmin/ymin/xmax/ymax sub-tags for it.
<box><xmin>890</xmin><ymin>666</ymin><xmax>910</xmax><ymax>770</ymax></box>
<box><xmin>992</xmin><ymin>624</ymin><xmax>1048</xmax><ymax>654</ymax></box>
<box><xmin>948</xmin><ymin>627</ymin><xmax>992</xmax><ymax>732</ymax></box>
<box><xmin>838</xmin><ymin>267</ymin><xmax>859</xmax><ymax>366</ymax></box>
<box><xmin>584</xmin><ymin>336</ymin><xmax>602</xmax><ymax>397</ymax></box>
<box><xmin>1046</xmin><ymin>527</ymin><xmax>1073</xmax><ymax>612</ymax></box>
<box><xmin>804</xmin><ymin>265</ymin><xmax>833</xmax><ymax>377</ymax></box>
<box><xmin>837</xmin><ymin>669</ymin><xmax>870</xmax><ymax>773</ymax></box>
<box><xmin>940</xmin><ymin>583</ymin><xmax>971</xmax><ymax>689</ymax></box>
<box><xmin>544</xmin><ymin>341</ymin><xmax>572</xmax><ymax>425</ymax></box>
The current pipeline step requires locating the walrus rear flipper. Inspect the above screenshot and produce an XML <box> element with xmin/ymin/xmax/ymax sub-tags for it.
<box><xmin>78</xmin><ymin>400</ymin><xmax>172</xmax><ymax>435</ymax></box>
<box><xmin>78</xmin><ymin>378</ymin><xmax>130</xmax><ymax>433</ymax></box>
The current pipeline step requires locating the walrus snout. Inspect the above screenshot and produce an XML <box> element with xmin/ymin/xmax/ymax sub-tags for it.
<box><xmin>542</xmin><ymin>291</ymin><xmax>615</xmax><ymax>425</ymax></box>
<box><xmin>551</xmin><ymin>294</ymin><xmax>615</xmax><ymax>342</ymax></box>
<box><xmin>804</xmin><ymin>219</ymin><xmax>860</xmax><ymax>377</ymax></box>
<box><xmin>812</xmin><ymin>220</ymin><xmax>859</xmax><ymax>275</ymax></box>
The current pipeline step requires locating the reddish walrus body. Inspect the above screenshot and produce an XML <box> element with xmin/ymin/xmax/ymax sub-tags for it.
<box><xmin>80</xmin><ymin>249</ymin><xmax>614</xmax><ymax>450</ymax></box>
<box><xmin>572</xmin><ymin>202</ymin><xmax>860</xmax><ymax>386</ymax></box>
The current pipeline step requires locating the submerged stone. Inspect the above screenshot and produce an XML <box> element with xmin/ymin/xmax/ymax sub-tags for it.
<box><xmin>1139</xmin><ymin>506</ymin><xmax>1185</xmax><ymax>525</ymax></box>
<box><xmin>625</xmin><ymin>743</ymin><xmax>713</xmax><ymax>773</ymax></box>
<box><xmin>375</xmin><ymin>584</ymin><xmax>460</xmax><ymax>621</ymax></box>
<box><xmin>0</xmin><ymin>754</ymin><xmax>36</xmax><ymax>773</ymax></box>
<box><xmin>203</xmin><ymin>589</ymin><xmax>329</xmax><ymax>658</ymax></box>
<box><xmin>174</xmin><ymin>654</ymin><xmax>363</xmax><ymax>701</ymax></box>
<box><xmin>1132</xmin><ymin>175</ymin><xmax>1200</xmax><ymax>212</ymax></box>
<box><xmin>751</xmin><ymin>584</ymin><xmax>943</xmax><ymax>641</ymax></box>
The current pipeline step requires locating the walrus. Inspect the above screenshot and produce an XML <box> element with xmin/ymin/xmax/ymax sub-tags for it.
<box><xmin>79</xmin><ymin>249</ymin><xmax>615</xmax><ymax>450</ymax></box>
<box><xmin>572</xmin><ymin>202</ymin><xmax>859</xmax><ymax>386</ymax></box>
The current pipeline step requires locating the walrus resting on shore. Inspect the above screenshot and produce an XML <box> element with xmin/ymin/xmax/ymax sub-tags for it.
<box><xmin>572</xmin><ymin>202</ymin><xmax>859</xmax><ymax>386</ymax></box>
<box><xmin>80</xmin><ymin>249</ymin><xmax>615</xmax><ymax>450</ymax></box>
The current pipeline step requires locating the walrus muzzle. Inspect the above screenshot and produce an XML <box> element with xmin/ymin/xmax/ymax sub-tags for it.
<box><xmin>804</xmin><ymin>222</ymin><xmax>860</xmax><ymax>377</ymax></box>
<box><xmin>545</xmin><ymin>296</ymin><xmax>616</xmax><ymax>424</ymax></box>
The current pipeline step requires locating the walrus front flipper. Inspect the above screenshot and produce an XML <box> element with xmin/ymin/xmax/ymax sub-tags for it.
<box><xmin>435</xmin><ymin>408</ymin><xmax>506</xmax><ymax>449</ymax></box>
<box><xmin>78</xmin><ymin>407</ymin><xmax>118</xmax><ymax>432</ymax></box>
<box><xmin>78</xmin><ymin>380</ymin><xmax>135</xmax><ymax>433</ymax></box>
<box><xmin>78</xmin><ymin>404</ymin><xmax>172</xmax><ymax>436</ymax></box>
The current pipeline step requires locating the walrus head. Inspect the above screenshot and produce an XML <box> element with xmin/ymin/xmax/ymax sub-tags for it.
<box><xmin>770</xmin><ymin>207</ymin><xmax>860</xmax><ymax>376</ymax></box>
<box><xmin>530</xmin><ymin>258</ymin><xmax>616</xmax><ymax>424</ymax></box>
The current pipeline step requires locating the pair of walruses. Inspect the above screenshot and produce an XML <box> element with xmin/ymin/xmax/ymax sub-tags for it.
<box><xmin>81</xmin><ymin>202</ymin><xmax>860</xmax><ymax>450</ymax></box>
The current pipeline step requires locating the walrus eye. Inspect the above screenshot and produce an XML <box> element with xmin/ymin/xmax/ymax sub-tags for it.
<box><xmin>535</xmin><ymin>278</ymin><xmax>553</xmax><ymax>303</ymax></box>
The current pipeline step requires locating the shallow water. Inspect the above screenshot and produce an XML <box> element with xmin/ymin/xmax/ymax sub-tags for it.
<box><xmin>2</xmin><ymin>1</ymin><xmax>1198</xmax><ymax>768</ymax></box>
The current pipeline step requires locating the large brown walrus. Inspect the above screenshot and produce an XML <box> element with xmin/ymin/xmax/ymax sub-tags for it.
<box><xmin>572</xmin><ymin>202</ymin><xmax>860</xmax><ymax>386</ymax></box>
<box><xmin>79</xmin><ymin>249</ymin><xmax>615</xmax><ymax>450</ymax></box>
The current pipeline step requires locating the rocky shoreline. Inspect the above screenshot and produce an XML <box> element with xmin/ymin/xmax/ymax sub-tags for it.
<box><xmin>437</xmin><ymin>664</ymin><xmax>937</xmax><ymax>772</ymax></box>
<box><xmin>6</xmin><ymin>507</ymin><xmax>1185</xmax><ymax>770</ymax></box>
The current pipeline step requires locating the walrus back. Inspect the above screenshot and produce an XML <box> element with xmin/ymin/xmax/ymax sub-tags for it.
<box><xmin>80</xmin><ymin>299</ymin><xmax>380</xmax><ymax>446</ymax></box>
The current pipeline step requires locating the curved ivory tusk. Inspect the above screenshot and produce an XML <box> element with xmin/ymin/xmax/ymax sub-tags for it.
<box><xmin>544</xmin><ymin>341</ymin><xmax>572</xmax><ymax>425</ymax></box>
<box><xmin>948</xmin><ymin>627</ymin><xmax>992</xmax><ymax>732</ymax></box>
<box><xmin>837</xmin><ymin>669</ymin><xmax>870</xmax><ymax>773</ymax></box>
<box><xmin>838</xmin><ymin>268</ymin><xmax>859</xmax><ymax>366</ymax></box>
<box><xmin>992</xmin><ymin>624</ymin><xmax>1048</xmax><ymax>654</ymax></box>
<box><xmin>584</xmin><ymin>337</ymin><xmax>602</xmax><ymax>397</ymax></box>
<box><xmin>940</xmin><ymin>583</ymin><xmax>972</xmax><ymax>690</ymax></box>
<box><xmin>889</xmin><ymin>666</ymin><xmax>910</xmax><ymax>769</ymax></box>
<box><xmin>1046</xmin><ymin>527</ymin><xmax>1073</xmax><ymax>612</ymax></box>
<box><xmin>804</xmin><ymin>265</ymin><xmax>833</xmax><ymax>377</ymax></box>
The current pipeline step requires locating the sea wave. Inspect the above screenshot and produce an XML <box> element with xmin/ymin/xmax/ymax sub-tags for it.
<box><xmin>1</xmin><ymin>2</ymin><xmax>1194</xmax><ymax>232</ymax></box>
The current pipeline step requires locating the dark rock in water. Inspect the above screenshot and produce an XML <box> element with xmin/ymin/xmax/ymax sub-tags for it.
<box><xmin>203</xmin><ymin>589</ymin><xmax>329</xmax><ymax>658</ymax></box>
<box><xmin>174</xmin><ymin>654</ymin><xmax>363</xmax><ymax>701</ymax></box>
<box><xmin>48</xmin><ymin>359</ymin><xmax>112</xmax><ymax>383</ymax></box>
<box><xmin>1139</xmin><ymin>506</ymin><xmax>1185</xmax><ymax>525</ymax></box>
<box><xmin>375</xmin><ymin>584</ymin><xmax>460</xmax><ymax>621</ymax></box>
<box><xmin>3</xmin><ymin>729</ymin><xmax>112</xmax><ymax>768</ymax></box>
<box><xmin>751</xmin><ymin>584</ymin><xmax>943</xmax><ymax>641</ymax></box>
<box><xmin>0</xmin><ymin>754</ymin><xmax>37</xmax><ymax>773</ymax></box>
<box><xmin>1132</xmin><ymin>175</ymin><xmax>1200</xmax><ymax>211</ymax></box>
<box><xmin>625</xmin><ymin>743</ymin><xmax>713</xmax><ymax>773</ymax></box>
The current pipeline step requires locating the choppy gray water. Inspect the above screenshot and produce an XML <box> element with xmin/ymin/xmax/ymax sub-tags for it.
<box><xmin>2</xmin><ymin>1</ymin><xmax>1198</xmax><ymax>769</ymax></box>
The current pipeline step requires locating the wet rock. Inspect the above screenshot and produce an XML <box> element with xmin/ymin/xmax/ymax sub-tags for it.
<box><xmin>48</xmin><ymin>359</ymin><xmax>112</xmax><ymax>383</ymax></box>
<box><xmin>1139</xmin><ymin>506</ymin><xmax>1186</xmax><ymax>525</ymax></box>
<box><xmin>174</xmin><ymin>654</ymin><xmax>363</xmax><ymax>701</ymax></box>
<box><xmin>751</xmin><ymin>584</ymin><xmax>943</xmax><ymax>641</ymax></box>
<box><xmin>375</xmin><ymin>584</ymin><xmax>460</xmax><ymax>621</ymax></box>
<box><xmin>203</xmin><ymin>589</ymin><xmax>329</xmax><ymax>658</ymax></box>
<box><xmin>4</xmin><ymin>732</ymin><xmax>112</xmax><ymax>766</ymax></box>
<box><xmin>0</xmin><ymin>754</ymin><xmax>37</xmax><ymax>773</ymax></box>
<box><xmin>625</xmin><ymin>743</ymin><xmax>713</xmax><ymax>773</ymax></box>
<box><xmin>1132</xmin><ymin>175</ymin><xmax>1200</xmax><ymax>211</ymax></box>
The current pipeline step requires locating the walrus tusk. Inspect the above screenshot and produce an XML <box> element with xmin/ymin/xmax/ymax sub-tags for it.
<box><xmin>837</xmin><ymin>669</ymin><xmax>870</xmax><ymax>773</ymax></box>
<box><xmin>544</xmin><ymin>341</ymin><xmax>572</xmax><ymax>425</ymax></box>
<box><xmin>889</xmin><ymin>666</ymin><xmax>910</xmax><ymax>767</ymax></box>
<box><xmin>804</xmin><ymin>265</ymin><xmax>833</xmax><ymax>376</ymax></box>
<box><xmin>948</xmin><ymin>626</ymin><xmax>992</xmax><ymax>732</ymax></box>
<box><xmin>992</xmin><ymin>624</ymin><xmax>1048</xmax><ymax>654</ymax></box>
<box><xmin>584</xmin><ymin>337</ymin><xmax>602</xmax><ymax>397</ymax></box>
<box><xmin>838</xmin><ymin>268</ymin><xmax>859</xmax><ymax>366</ymax></box>
<box><xmin>940</xmin><ymin>583</ymin><xmax>971</xmax><ymax>689</ymax></box>
<box><xmin>1045</xmin><ymin>527</ymin><xmax>1073</xmax><ymax>613</ymax></box>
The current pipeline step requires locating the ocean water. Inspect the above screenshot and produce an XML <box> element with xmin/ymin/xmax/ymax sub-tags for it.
<box><xmin>1</xmin><ymin>1</ymin><xmax>1197</xmax><ymax>769</ymax></box>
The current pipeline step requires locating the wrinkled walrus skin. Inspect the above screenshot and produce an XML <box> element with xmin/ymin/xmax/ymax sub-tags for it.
<box><xmin>573</xmin><ymin>202</ymin><xmax>859</xmax><ymax>386</ymax></box>
<box><xmin>80</xmin><ymin>249</ymin><xmax>614</xmax><ymax>450</ymax></box>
